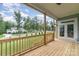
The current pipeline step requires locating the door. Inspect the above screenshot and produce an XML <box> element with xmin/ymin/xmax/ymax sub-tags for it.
<box><xmin>67</xmin><ymin>24</ymin><xmax>74</xmax><ymax>38</ymax></box>
<box><xmin>59</xmin><ymin>25</ymin><xmax>65</xmax><ymax>37</ymax></box>
<box><xmin>58</xmin><ymin>18</ymin><xmax>77</xmax><ymax>40</ymax></box>
<box><xmin>59</xmin><ymin>24</ymin><xmax>74</xmax><ymax>39</ymax></box>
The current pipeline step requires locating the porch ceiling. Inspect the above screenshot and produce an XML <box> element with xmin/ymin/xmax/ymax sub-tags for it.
<box><xmin>26</xmin><ymin>3</ymin><xmax>79</xmax><ymax>20</ymax></box>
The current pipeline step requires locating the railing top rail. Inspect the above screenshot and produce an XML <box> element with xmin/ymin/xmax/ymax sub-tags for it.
<box><xmin>0</xmin><ymin>33</ymin><xmax>54</xmax><ymax>42</ymax></box>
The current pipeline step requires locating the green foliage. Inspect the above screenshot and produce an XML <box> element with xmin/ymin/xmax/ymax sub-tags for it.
<box><xmin>0</xmin><ymin>16</ymin><xmax>5</xmax><ymax>34</ymax></box>
<box><xmin>50</xmin><ymin>21</ymin><xmax>55</xmax><ymax>31</ymax></box>
<box><xmin>0</xmin><ymin>15</ymin><xmax>16</xmax><ymax>34</ymax></box>
<box><xmin>5</xmin><ymin>21</ymin><xmax>15</xmax><ymax>31</ymax></box>
<box><xmin>0</xmin><ymin>20</ymin><xmax>5</xmax><ymax>34</ymax></box>
<box><xmin>24</xmin><ymin>16</ymin><xmax>32</xmax><ymax>32</ymax></box>
<box><xmin>0</xmin><ymin>10</ymin><xmax>55</xmax><ymax>35</ymax></box>
<box><xmin>14</xmin><ymin>10</ymin><xmax>22</xmax><ymax>33</ymax></box>
<box><xmin>23</xmin><ymin>16</ymin><xmax>55</xmax><ymax>32</ymax></box>
<box><xmin>24</xmin><ymin>16</ymin><xmax>44</xmax><ymax>32</ymax></box>
<box><xmin>33</xmin><ymin>16</ymin><xmax>39</xmax><ymax>30</ymax></box>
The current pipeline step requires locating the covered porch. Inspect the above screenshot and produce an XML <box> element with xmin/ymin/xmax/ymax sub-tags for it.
<box><xmin>0</xmin><ymin>3</ymin><xmax>79</xmax><ymax>56</ymax></box>
<box><xmin>23</xmin><ymin>3</ymin><xmax>79</xmax><ymax>56</ymax></box>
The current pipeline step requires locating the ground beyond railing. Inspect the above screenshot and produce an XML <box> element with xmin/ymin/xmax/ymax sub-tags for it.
<box><xmin>0</xmin><ymin>32</ymin><xmax>54</xmax><ymax>56</ymax></box>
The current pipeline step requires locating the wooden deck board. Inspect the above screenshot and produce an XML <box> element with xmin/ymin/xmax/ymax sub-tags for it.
<box><xmin>23</xmin><ymin>39</ymin><xmax>79</xmax><ymax>56</ymax></box>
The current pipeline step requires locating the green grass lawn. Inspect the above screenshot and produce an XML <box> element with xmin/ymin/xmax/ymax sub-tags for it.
<box><xmin>0</xmin><ymin>34</ymin><xmax>5</xmax><ymax>38</ymax></box>
<box><xmin>0</xmin><ymin>35</ymin><xmax>44</xmax><ymax>56</ymax></box>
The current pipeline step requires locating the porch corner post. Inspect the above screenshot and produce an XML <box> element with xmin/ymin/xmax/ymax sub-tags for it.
<box><xmin>44</xmin><ymin>13</ymin><xmax>46</xmax><ymax>45</ymax></box>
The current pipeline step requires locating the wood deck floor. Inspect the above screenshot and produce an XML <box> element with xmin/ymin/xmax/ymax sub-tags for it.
<box><xmin>23</xmin><ymin>39</ymin><xmax>79</xmax><ymax>56</ymax></box>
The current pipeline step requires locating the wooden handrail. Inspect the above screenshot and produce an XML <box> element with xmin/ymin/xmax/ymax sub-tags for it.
<box><xmin>0</xmin><ymin>34</ymin><xmax>43</xmax><ymax>42</ymax></box>
<box><xmin>0</xmin><ymin>32</ymin><xmax>54</xmax><ymax>56</ymax></box>
<box><xmin>0</xmin><ymin>33</ymin><xmax>53</xmax><ymax>42</ymax></box>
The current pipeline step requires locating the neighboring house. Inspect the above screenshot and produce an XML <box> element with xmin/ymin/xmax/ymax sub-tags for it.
<box><xmin>56</xmin><ymin>14</ymin><xmax>79</xmax><ymax>42</ymax></box>
<box><xmin>7</xmin><ymin>27</ymin><xmax>17</xmax><ymax>34</ymax></box>
<box><xmin>7</xmin><ymin>27</ymin><xmax>26</xmax><ymax>34</ymax></box>
<box><xmin>7</xmin><ymin>29</ymin><xmax>18</xmax><ymax>34</ymax></box>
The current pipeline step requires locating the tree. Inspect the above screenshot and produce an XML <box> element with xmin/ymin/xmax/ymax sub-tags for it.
<box><xmin>4</xmin><ymin>21</ymin><xmax>16</xmax><ymax>32</ymax></box>
<box><xmin>24</xmin><ymin>16</ymin><xmax>32</xmax><ymax>32</ymax></box>
<box><xmin>38</xmin><ymin>20</ymin><xmax>44</xmax><ymax>31</ymax></box>
<box><xmin>0</xmin><ymin>15</ymin><xmax>5</xmax><ymax>34</ymax></box>
<box><xmin>14</xmin><ymin>10</ymin><xmax>22</xmax><ymax>33</ymax></box>
<box><xmin>32</xmin><ymin>16</ymin><xmax>39</xmax><ymax>31</ymax></box>
<box><xmin>45</xmin><ymin>21</ymin><xmax>49</xmax><ymax>30</ymax></box>
<box><xmin>0</xmin><ymin>14</ymin><xmax>16</xmax><ymax>34</ymax></box>
<box><xmin>50</xmin><ymin>21</ymin><xmax>55</xmax><ymax>31</ymax></box>
<box><xmin>31</xmin><ymin>19</ymin><xmax>35</xmax><ymax>30</ymax></box>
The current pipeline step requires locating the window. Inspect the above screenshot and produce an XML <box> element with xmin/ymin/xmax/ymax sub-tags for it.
<box><xmin>60</xmin><ymin>25</ymin><xmax>64</xmax><ymax>36</ymax></box>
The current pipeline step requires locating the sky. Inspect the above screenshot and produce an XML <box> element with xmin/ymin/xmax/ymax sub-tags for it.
<box><xmin>0</xmin><ymin>3</ymin><xmax>54</xmax><ymax>23</ymax></box>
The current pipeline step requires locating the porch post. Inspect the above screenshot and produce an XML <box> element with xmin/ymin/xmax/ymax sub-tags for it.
<box><xmin>44</xmin><ymin>13</ymin><xmax>46</xmax><ymax>45</ymax></box>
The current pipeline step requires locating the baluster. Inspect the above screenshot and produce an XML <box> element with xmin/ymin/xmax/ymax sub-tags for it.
<box><xmin>9</xmin><ymin>41</ymin><xmax>11</xmax><ymax>55</ymax></box>
<box><xmin>5</xmin><ymin>41</ymin><xmax>7</xmax><ymax>56</ymax></box>
<box><xmin>13</xmin><ymin>40</ymin><xmax>15</xmax><ymax>55</ymax></box>
<box><xmin>16</xmin><ymin>39</ymin><xmax>18</xmax><ymax>53</ymax></box>
<box><xmin>22</xmin><ymin>38</ymin><xmax>23</xmax><ymax>51</ymax></box>
<box><xmin>0</xmin><ymin>42</ymin><xmax>2</xmax><ymax>56</ymax></box>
